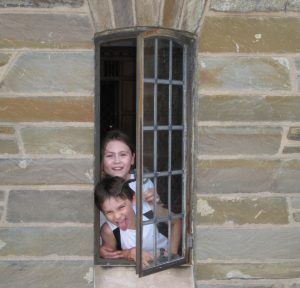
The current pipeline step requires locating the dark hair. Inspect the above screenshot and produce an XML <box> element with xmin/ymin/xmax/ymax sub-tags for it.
<box><xmin>100</xmin><ymin>130</ymin><xmax>135</xmax><ymax>159</ymax></box>
<box><xmin>94</xmin><ymin>176</ymin><xmax>134</xmax><ymax>211</ymax></box>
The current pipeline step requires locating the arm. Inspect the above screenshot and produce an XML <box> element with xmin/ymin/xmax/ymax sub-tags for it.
<box><xmin>99</xmin><ymin>223</ymin><xmax>123</xmax><ymax>259</ymax></box>
<box><xmin>156</xmin><ymin>204</ymin><xmax>181</xmax><ymax>255</ymax></box>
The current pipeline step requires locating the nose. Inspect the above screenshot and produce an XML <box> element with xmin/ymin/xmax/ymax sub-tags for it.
<box><xmin>114</xmin><ymin>211</ymin><xmax>122</xmax><ymax>221</ymax></box>
<box><xmin>113</xmin><ymin>154</ymin><xmax>120</xmax><ymax>163</ymax></box>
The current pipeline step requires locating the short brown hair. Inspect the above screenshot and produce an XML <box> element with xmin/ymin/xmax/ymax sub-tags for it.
<box><xmin>94</xmin><ymin>176</ymin><xmax>134</xmax><ymax>211</ymax></box>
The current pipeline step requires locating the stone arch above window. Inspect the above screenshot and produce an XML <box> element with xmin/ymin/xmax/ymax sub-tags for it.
<box><xmin>88</xmin><ymin>0</ymin><xmax>206</xmax><ymax>34</ymax></box>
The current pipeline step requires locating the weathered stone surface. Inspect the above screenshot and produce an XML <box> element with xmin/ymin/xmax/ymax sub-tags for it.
<box><xmin>0</xmin><ymin>52</ymin><xmax>93</xmax><ymax>94</ymax></box>
<box><xmin>162</xmin><ymin>0</ymin><xmax>184</xmax><ymax>28</ymax></box>
<box><xmin>0</xmin><ymin>97</ymin><xmax>93</xmax><ymax>122</ymax></box>
<box><xmin>0</xmin><ymin>14</ymin><xmax>93</xmax><ymax>49</ymax></box>
<box><xmin>210</xmin><ymin>0</ymin><xmax>287</xmax><ymax>12</ymax></box>
<box><xmin>296</xmin><ymin>58</ymin><xmax>300</xmax><ymax>71</ymax></box>
<box><xmin>0</xmin><ymin>53</ymin><xmax>11</xmax><ymax>75</ymax></box>
<box><xmin>283</xmin><ymin>146</ymin><xmax>300</xmax><ymax>154</ymax></box>
<box><xmin>0</xmin><ymin>227</ymin><xmax>92</xmax><ymax>256</ymax></box>
<box><xmin>7</xmin><ymin>190</ymin><xmax>93</xmax><ymax>223</ymax></box>
<box><xmin>290</xmin><ymin>284</ymin><xmax>300</xmax><ymax>288</ymax></box>
<box><xmin>199</xmin><ymin>17</ymin><xmax>300</xmax><ymax>53</ymax></box>
<box><xmin>0</xmin><ymin>206</ymin><xmax>3</xmax><ymax>219</ymax></box>
<box><xmin>196</xmin><ymin>285</ymin><xmax>281</xmax><ymax>288</ymax></box>
<box><xmin>196</xmin><ymin>159</ymin><xmax>300</xmax><ymax>194</ymax></box>
<box><xmin>197</xmin><ymin>127</ymin><xmax>282</xmax><ymax>155</ymax></box>
<box><xmin>195</xmin><ymin>227</ymin><xmax>300</xmax><ymax>260</ymax></box>
<box><xmin>0</xmin><ymin>126</ymin><xmax>14</xmax><ymax>135</ymax></box>
<box><xmin>195</xmin><ymin>262</ymin><xmax>300</xmax><ymax>280</ymax></box>
<box><xmin>95</xmin><ymin>266</ymin><xmax>194</xmax><ymax>288</ymax></box>
<box><xmin>0</xmin><ymin>139</ymin><xmax>18</xmax><ymax>154</ymax></box>
<box><xmin>89</xmin><ymin>0</ymin><xmax>113</xmax><ymax>32</ymax></box>
<box><xmin>21</xmin><ymin>127</ymin><xmax>93</xmax><ymax>155</ymax></box>
<box><xmin>293</xmin><ymin>212</ymin><xmax>300</xmax><ymax>222</ymax></box>
<box><xmin>0</xmin><ymin>0</ymin><xmax>84</xmax><ymax>8</ymax></box>
<box><xmin>136</xmin><ymin>0</ymin><xmax>160</xmax><ymax>26</ymax></box>
<box><xmin>287</xmin><ymin>127</ymin><xmax>300</xmax><ymax>141</ymax></box>
<box><xmin>181</xmin><ymin>0</ymin><xmax>205</xmax><ymax>32</ymax></box>
<box><xmin>199</xmin><ymin>57</ymin><xmax>291</xmax><ymax>91</ymax></box>
<box><xmin>0</xmin><ymin>261</ymin><xmax>93</xmax><ymax>288</ymax></box>
<box><xmin>291</xmin><ymin>197</ymin><xmax>300</xmax><ymax>209</ymax></box>
<box><xmin>111</xmin><ymin>0</ymin><xmax>134</xmax><ymax>28</ymax></box>
<box><xmin>196</xmin><ymin>196</ymin><xmax>288</xmax><ymax>224</ymax></box>
<box><xmin>287</xmin><ymin>0</ymin><xmax>300</xmax><ymax>11</ymax></box>
<box><xmin>198</xmin><ymin>96</ymin><xmax>300</xmax><ymax>122</ymax></box>
<box><xmin>0</xmin><ymin>159</ymin><xmax>93</xmax><ymax>185</ymax></box>
<box><xmin>0</xmin><ymin>190</ymin><xmax>4</xmax><ymax>201</ymax></box>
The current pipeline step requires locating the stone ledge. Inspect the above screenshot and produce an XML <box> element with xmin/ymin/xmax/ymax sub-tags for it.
<box><xmin>95</xmin><ymin>266</ymin><xmax>194</xmax><ymax>288</ymax></box>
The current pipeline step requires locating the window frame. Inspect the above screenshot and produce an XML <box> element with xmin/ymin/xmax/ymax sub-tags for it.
<box><xmin>94</xmin><ymin>27</ymin><xmax>196</xmax><ymax>276</ymax></box>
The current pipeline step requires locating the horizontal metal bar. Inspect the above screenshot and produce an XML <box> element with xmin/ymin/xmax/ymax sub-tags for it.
<box><xmin>144</xmin><ymin>78</ymin><xmax>183</xmax><ymax>85</ymax></box>
<box><xmin>143</xmin><ymin>125</ymin><xmax>183</xmax><ymax>131</ymax></box>
<box><xmin>143</xmin><ymin>170</ymin><xmax>184</xmax><ymax>178</ymax></box>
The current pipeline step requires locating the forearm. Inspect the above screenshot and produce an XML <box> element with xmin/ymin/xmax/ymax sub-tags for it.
<box><xmin>171</xmin><ymin>218</ymin><xmax>182</xmax><ymax>255</ymax></box>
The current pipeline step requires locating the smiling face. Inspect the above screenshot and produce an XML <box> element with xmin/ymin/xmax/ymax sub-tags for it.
<box><xmin>101</xmin><ymin>196</ymin><xmax>135</xmax><ymax>231</ymax></box>
<box><xmin>102</xmin><ymin>140</ymin><xmax>135</xmax><ymax>180</ymax></box>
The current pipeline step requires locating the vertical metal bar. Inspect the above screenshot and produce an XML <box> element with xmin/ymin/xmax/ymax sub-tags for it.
<box><xmin>181</xmin><ymin>43</ymin><xmax>188</xmax><ymax>255</ymax></box>
<box><xmin>153</xmin><ymin>38</ymin><xmax>158</xmax><ymax>264</ymax></box>
<box><xmin>136</xmin><ymin>35</ymin><xmax>144</xmax><ymax>275</ymax></box>
<box><xmin>167</xmin><ymin>39</ymin><xmax>173</xmax><ymax>259</ymax></box>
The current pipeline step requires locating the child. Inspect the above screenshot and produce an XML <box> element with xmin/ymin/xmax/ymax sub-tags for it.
<box><xmin>99</xmin><ymin>130</ymin><xmax>181</xmax><ymax>259</ymax></box>
<box><xmin>95</xmin><ymin>176</ymin><xmax>168</xmax><ymax>267</ymax></box>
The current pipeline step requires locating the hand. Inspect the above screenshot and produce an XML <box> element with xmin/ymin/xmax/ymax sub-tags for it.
<box><xmin>143</xmin><ymin>188</ymin><xmax>160</xmax><ymax>205</ymax></box>
<box><xmin>127</xmin><ymin>248</ymin><xmax>153</xmax><ymax>267</ymax></box>
<box><xmin>99</xmin><ymin>245</ymin><xmax>123</xmax><ymax>259</ymax></box>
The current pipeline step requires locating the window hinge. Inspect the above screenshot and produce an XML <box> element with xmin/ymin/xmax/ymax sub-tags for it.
<box><xmin>188</xmin><ymin>234</ymin><xmax>193</xmax><ymax>248</ymax></box>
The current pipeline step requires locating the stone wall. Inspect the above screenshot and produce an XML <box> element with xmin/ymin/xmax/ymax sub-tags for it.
<box><xmin>0</xmin><ymin>1</ymin><xmax>95</xmax><ymax>287</ymax></box>
<box><xmin>0</xmin><ymin>0</ymin><xmax>300</xmax><ymax>287</ymax></box>
<box><xmin>195</xmin><ymin>0</ymin><xmax>300</xmax><ymax>287</ymax></box>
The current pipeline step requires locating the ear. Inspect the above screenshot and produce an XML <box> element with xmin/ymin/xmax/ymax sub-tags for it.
<box><xmin>131</xmin><ymin>153</ymin><xmax>135</xmax><ymax>166</ymax></box>
<box><xmin>132</xmin><ymin>194</ymin><xmax>136</xmax><ymax>204</ymax></box>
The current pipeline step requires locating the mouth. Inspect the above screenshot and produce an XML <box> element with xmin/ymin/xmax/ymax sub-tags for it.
<box><xmin>117</xmin><ymin>218</ymin><xmax>129</xmax><ymax>231</ymax></box>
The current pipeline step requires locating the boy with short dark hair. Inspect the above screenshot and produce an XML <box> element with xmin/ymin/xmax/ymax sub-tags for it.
<box><xmin>95</xmin><ymin>176</ymin><xmax>169</xmax><ymax>267</ymax></box>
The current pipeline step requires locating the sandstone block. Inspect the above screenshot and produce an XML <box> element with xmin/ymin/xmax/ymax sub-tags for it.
<box><xmin>0</xmin><ymin>0</ymin><xmax>84</xmax><ymax>8</ymax></box>
<box><xmin>111</xmin><ymin>0</ymin><xmax>134</xmax><ymax>28</ymax></box>
<box><xmin>0</xmin><ymin>227</ymin><xmax>92</xmax><ymax>256</ymax></box>
<box><xmin>0</xmin><ymin>14</ymin><xmax>93</xmax><ymax>49</ymax></box>
<box><xmin>0</xmin><ymin>126</ymin><xmax>14</xmax><ymax>135</ymax></box>
<box><xmin>0</xmin><ymin>159</ymin><xmax>93</xmax><ymax>185</ymax></box>
<box><xmin>0</xmin><ymin>190</ymin><xmax>4</xmax><ymax>201</ymax></box>
<box><xmin>162</xmin><ymin>0</ymin><xmax>184</xmax><ymax>28</ymax></box>
<box><xmin>196</xmin><ymin>285</ymin><xmax>281</xmax><ymax>288</ymax></box>
<box><xmin>136</xmin><ymin>0</ymin><xmax>160</xmax><ymax>26</ymax></box>
<box><xmin>210</xmin><ymin>0</ymin><xmax>287</xmax><ymax>12</ymax></box>
<box><xmin>181</xmin><ymin>0</ymin><xmax>205</xmax><ymax>32</ymax></box>
<box><xmin>198</xmin><ymin>96</ymin><xmax>300</xmax><ymax>122</ymax></box>
<box><xmin>0</xmin><ymin>97</ymin><xmax>93</xmax><ymax>122</ymax></box>
<box><xmin>195</xmin><ymin>262</ymin><xmax>300</xmax><ymax>280</ymax></box>
<box><xmin>287</xmin><ymin>127</ymin><xmax>300</xmax><ymax>141</ymax></box>
<box><xmin>0</xmin><ymin>140</ymin><xmax>18</xmax><ymax>154</ymax></box>
<box><xmin>199</xmin><ymin>17</ymin><xmax>300</xmax><ymax>53</ymax></box>
<box><xmin>0</xmin><ymin>53</ymin><xmax>11</xmax><ymax>74</ymax></box>
<box><xmin>89</xmin><ymin>0</ymin><xmax>113</xmax><ymax>32</ymax></box>
<box><xmin>7</xmin><ymin>189</ymin><xmax>93</xmax><ymax>223</ymax></box>
<box><xmin>0</xmin><ymin>52</ymin><xmax>93</xmax><ymax>94</ymax></box>
<box><xmin>196</xmin><ymin>159</ymin><xmax>300</xmax><ymax>193</ymax></box>
<box><xmin>199</xmin><ymin>57</ymin><xmax>291</xmax><ymax>91</ymax></box>
<box><xmin>196</xmin><ymin>196</ymin><xmax>288</xmax><ymax>224</ymax></box>
<box><xmin>283</xmin><ymin>147</ymin><xmax>300</xmax><ymax>154</ymax></box>
<box><xmin>291</xmin><ymin>197</ymin><xmax>300</xmax><ymax>209</ymax></box>
<box><xmin>197</xmin><ymin>126</ymin><xmax>282</xmax><ymax>155</ymax></box>
<box><xmin>293</xmin><ymin>212</ymin><xmax>300</xmax><ymax>222</ymax></box>
<box><xmin>21</xmin><ymin>127</ymin><xmax>93</xmax><ymax>155</ymax></box>
<box><xmin>287</xmin><ymin>0</ymin><xmax>300</xmax><ymax>11</ymax></box>
<box><xmin>0</xmin><ymin>261</ymin><xmax>93</xmax><ymax>288</ymax></box>
<box><xmin>195</xmin><ymin>227</ymin><xmax>300</xmax><ymax>260</ymax></box>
